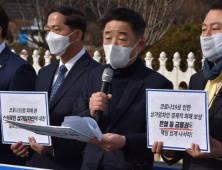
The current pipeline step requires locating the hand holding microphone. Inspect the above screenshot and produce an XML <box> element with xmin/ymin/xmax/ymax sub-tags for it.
<box><xmin>89</xmin><ymin>68</ymin><xmax>113</xmax><ymax>123</ymax></box>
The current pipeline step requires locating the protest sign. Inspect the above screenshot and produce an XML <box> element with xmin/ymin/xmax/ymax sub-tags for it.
<box><xmin>147</xmin><ymin>89</ymin><xmax>210</xmax><ymax>152</ymax></box>
<box><xmin>0</xmin><ymin>92</ymin><xmax>51</xmax><ymax>145</ymax></box>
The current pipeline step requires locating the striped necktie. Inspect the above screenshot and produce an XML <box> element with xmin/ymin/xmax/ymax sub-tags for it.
<box><xmin>49</xmin><ymin>65</ymin><xmax>67</xmax><ymax>102</ymax></box>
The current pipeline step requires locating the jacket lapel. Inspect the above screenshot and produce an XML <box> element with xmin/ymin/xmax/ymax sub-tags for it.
<box><xmin>42</xmin><ymin>60</ymin><xmax>59</xmax><ymax>100</ymax></box>
<box><xmin>0</xmin><ymin>45</ymin><xmax>10</xmax><ymax>72</ymax></box>
<box><xmin>195</xmin><ymin>71</ymin><xmax>222</xmax><ymax>121</ymax></box>
<box><xmin>198</xmin><ymin>71</ymin><xmax>207</xmax><ymax>90</ymax></box>
<box><xmin>49</xmin><ymin>53</ymin><xmax>90</xmax><ymax>110</ymax></box>
<box><xmin>189</xmin><ymin>70</ymin><xmax>207</xmax><ymax>90</ymax></box>
<box><xmin>197</xmin><ymin>71</ymin><xmax>222</xmax><ymax>121</ymax></box>
<box><xmin>106</xmin><ymin>60</ymin><xmax>146</xmax><ymax>132</ymax></box>
<box><xmin>209</xmin><ymin>87</ymin><xmax>222</xmax><ymax>121</ymax></box>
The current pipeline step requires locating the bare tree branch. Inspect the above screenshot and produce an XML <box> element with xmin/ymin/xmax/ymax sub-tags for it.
<box><xmin>90</xmin><ymin>0</ymin><xmax>186</xmax><ymax>55</ymax></box>
<box><xmin>89</xmin><ymin>0</ymin><xmax>113</xmax><ymax>22</ymax></box>
<box><xmin>141</xmin><ymin>0</ymin><xmax>186</xmax><ymax>54</ymax></box>
<box><xmin>2</xmin><ymin>0</ymin><xmax>186</xmax><ymax>53</ymax></box>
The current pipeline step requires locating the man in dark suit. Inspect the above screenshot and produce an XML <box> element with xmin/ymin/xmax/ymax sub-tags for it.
<box><xmin>72</xmin><ymin>8</ymin><xmax>173</xmax><ymax>170</ymax></box>
<box><xmin>0</xmin><ymin>6</ymin><xmax>36</xmax><ymax>165</ymax></box>
<box><xmin>11</xmin><ymin>6</ymin><xmax>100</xmax><ymax>170</ymax></box>
<box><xmin>152</xmin><ymin>1</ymin><xmax>222</xmax><ymax>170</ymax></box>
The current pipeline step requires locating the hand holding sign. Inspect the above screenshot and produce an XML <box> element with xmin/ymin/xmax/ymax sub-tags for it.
<box><xmin>185</xmin><ymin>136</ymin><xmax>222</xmax><ymax>159</ymax></box>
<box><xmin>28</xmin><ymin>136</ymin><xmax>53</xmax><ymax>155</ymax></box>
<box><xmin>152</xmin><ymin>141</ymin><xmax>175</xmax><ymax>157</ymax></box>
<box><xmin>11</xmin><ymin>141</ymin><xmax>29</xmax><ymax>157</ymax></box>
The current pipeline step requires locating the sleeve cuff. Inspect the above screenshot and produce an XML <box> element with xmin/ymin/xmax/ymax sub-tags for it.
<box><xmin>121</xmin><ymin>136</ymin><xmax>130</xmax><ymax>159</ymax></box>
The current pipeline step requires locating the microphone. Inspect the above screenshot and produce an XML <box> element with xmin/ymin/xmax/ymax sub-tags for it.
<box><xmin>95</xmin><ymin>68</ymin><xmax>113</xmax><ymax>123</ymax></box>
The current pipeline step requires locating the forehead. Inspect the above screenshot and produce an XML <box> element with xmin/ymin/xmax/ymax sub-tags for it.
<box><xmin>47</xmin><ymin>12</ymin><xmax>66</xmax><ymax>26</ymax></box>
<box><xmin>104</xmin><ymin>20</ymin><xmax>135</xmax><ymax>36</ymax></box>
<box><xmin>203</xmin><ymin>10</ymin><xmax>222</xmax><ymax>25</ymax></box>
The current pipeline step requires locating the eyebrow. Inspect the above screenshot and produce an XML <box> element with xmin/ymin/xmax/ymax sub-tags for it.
<box><xmin>118</xmin><ymin>31</ymin><xmax>127</xmax><ymax>36</ymax></box>
<box><xmin>104</xmin><ymin>31</ymin><xmax>127</xmax><ymax>36</ymax></box>
<box><xmin>202</xmin><ymin>22</ymin><xmax>222</xmax><ymax>26</ymax></box>
<box><xmin>104</xmin><ymin>31</ymin><xmax>111</xmax><ymax>35</ymax></box>
<box><xmin>46</xmin><ymin>25</ymin><xmax>61</xmax><ymax>29</ymax></box>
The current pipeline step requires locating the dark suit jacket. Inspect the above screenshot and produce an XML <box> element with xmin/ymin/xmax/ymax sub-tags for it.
<box><xmin>72</xmin><ymin>58</ymin><xmax>173</xmax><ymax>170</ymax></box>
<box><xmin>0</xmin><ymin>45</ymin><xmax>36</xmax><ymax>165</ymax></box>
<box><xmin>163</xmin><ymin>70</ymin><xmax>222</xmax><ymax>170</ymax></box>
<box><xmin>26</xmin><ymin>51</ymin><xmax>100</xmax><ymax>170</ymax></box>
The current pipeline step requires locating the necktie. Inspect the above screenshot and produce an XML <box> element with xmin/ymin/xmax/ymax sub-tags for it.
<box><xmin>49</xmin><ymin>65</ymin><xmax>67</xmax><ymax>102</ymax></box>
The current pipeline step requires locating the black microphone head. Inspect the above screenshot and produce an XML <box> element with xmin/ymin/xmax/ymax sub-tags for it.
<box><xmin>102</xmin><ymin>68</ymin><xmax>113</xmax><ymax>82</ymax></box>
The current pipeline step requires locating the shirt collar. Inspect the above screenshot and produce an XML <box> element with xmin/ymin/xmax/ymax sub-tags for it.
<box><xmin>0</xmin><ymin>42</ymin><xmax>6</xmax><ymax>54</ymax></box>
<box><xmin>59</xmin><ymin>48</ymin><xmax>85</xmax><ymax>71</ymax></box>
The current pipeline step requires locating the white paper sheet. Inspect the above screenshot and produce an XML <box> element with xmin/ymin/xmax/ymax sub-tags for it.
<box><xmin>146</xmin><ymin>89</ymin><xmax>210</xmax><ymax>152</ymax></box>
<box><xmin>0</xmin><ymin>92</ymin><xmax>51</xmax><ymax>145</ymax></box>
<box><xmin>8</xmin><ymin>116</ymin><xmax>103</xmax><ymax>142</ymax></box>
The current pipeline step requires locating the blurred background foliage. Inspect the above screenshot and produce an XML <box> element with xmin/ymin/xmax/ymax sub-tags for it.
<box><xmin>0</xmin><ymin>0</ymin><xmax>213</xmax><ymax>70</ymax></box>
<box><xmin>142</xmin><ymin>23</ymin><xmax>203</xmax><ymax>72</ymax></box>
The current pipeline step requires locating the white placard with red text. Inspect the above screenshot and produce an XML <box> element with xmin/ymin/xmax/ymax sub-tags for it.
<box><xmin>146</xmin><ymin>89</ymin><xmax>210</xmax><ymax>152</ymax></box>
<box><xmin>0</xmin><ymin>92</ymin><xmax>51</xmax><ymax>146</ymax></box>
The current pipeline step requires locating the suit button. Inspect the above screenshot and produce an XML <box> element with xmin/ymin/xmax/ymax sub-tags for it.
<box><xmin>96</xmin><ymin>158</ymin><xmax>100</xmax><ymax>162</ymax></box>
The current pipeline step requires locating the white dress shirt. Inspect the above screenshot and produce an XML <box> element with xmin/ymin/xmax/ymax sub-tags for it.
<box><xmin>52</xmin><ymin>48</ymin><xmax>85</xmax><ymax>84</ymax></box>
<box><xmin>0</xmin><ymin>42</ymin><xmax>6</xmax><ymax>54</ymax></box>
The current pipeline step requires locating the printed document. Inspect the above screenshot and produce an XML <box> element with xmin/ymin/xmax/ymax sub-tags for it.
<box><xmin>8</xmin><ymin>116</ymin><xmax>103</xmax><ymax>142</ymax></box>
<box><xmin>146</xmin><ymin>89</ymin><xmax>210</xmax><ymax>152</ymax></box>
<box><xmin>0</xmin><ymin>91</ymin><xmax>51</xmax><ymax>145</ymax></box>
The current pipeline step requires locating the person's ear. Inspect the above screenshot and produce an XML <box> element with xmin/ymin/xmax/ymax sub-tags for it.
<box><xmin>71</xmin><ymin>29</ymin><xmax>83</xmax><ymax>42</ymax></box>
<box><xmin>138</xmin><ymin>39</ymin><xmax>145</xmax><ymax>52</ymax></box>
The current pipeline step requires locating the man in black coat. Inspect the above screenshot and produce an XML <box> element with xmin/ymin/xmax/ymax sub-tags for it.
<box><xmin>11</xmin><ymin>6</ymin><xmax>100</xmax><ymax>170</ymax></box>
<box><xmin>72</xmin><ymin>8</ymin><xmax>173</xmax><ymax>170</ymax></box>
<box><xmin>0</xmin><ymin>6</ymin><xmax>36</xmax><ymax>165</ymax></box>
<box><xmin>152</xmin><ymin>1</ymin><xmax>222</xmax><ymax>170</ymax></box>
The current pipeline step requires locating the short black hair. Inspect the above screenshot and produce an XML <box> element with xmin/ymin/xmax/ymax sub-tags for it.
<box><xmin>211</xmin><ymin>0</ymin><xmax>222</xmax><ymax>10</ymax></box>
<box><xmin>48</xmin><ymin>6</ymin><xmax>86</xmax><ymax>40</ymax></box>
<box><xmin>179</xmin><ymin>82</ymin><xmax>188</xmax><ymax>90</ymax></box>
<box><xmin>0</xmin><ymin>6</ymin><xmax>9</xmax><ymax>39</ymax></box>
<box><xmin>101</xmin><ymin>8</ymin><xmax>146</xmax><ymax>39</ymax></box>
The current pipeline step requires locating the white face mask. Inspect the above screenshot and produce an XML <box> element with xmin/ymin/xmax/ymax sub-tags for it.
<box><xmin>200</xmin><ymin>32</ymin><xmax>222</xmax><ymax>62</ymax></box>
<box><xmin>103</xmin><ymin>40</ymin><xmax>140</xmax><ymax>69</ymax></box>
<box><xmin>46</xmin><ymin>30</ymin><xmax>76</xmax><ymax>56</ymax></box>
